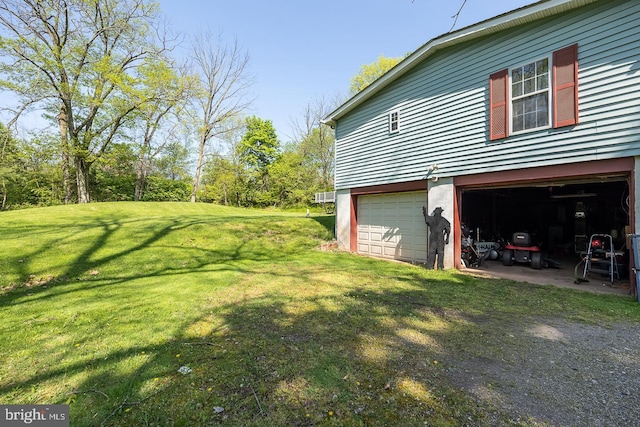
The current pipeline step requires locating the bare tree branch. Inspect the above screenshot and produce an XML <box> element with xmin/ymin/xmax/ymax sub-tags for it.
<box><xmin>449</xmin><ymin>0</ymin><xmax>468</xmax><ymax>32</ymax></box>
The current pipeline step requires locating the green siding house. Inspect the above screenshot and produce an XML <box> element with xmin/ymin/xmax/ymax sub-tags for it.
<box><xmin>324</xmin><ymin>0</ymin><xmax>640</xmax><ymax>281</ymax></box>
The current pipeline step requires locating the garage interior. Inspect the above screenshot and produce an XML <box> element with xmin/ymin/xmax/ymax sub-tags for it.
<box><xmin>460</xmin><ymin>176</ymin><xmax>633</xmax><ymax>294</ymax></box>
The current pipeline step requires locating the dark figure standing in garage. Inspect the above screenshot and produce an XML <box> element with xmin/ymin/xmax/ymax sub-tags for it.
<box><xmin>422</xmin><ymin>206</ymin><xmax>451</xmax><ymax>269</ymax></box>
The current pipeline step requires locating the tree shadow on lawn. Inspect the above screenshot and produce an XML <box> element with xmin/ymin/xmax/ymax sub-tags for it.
<box><xmin>0</xmin><ymin>214</ymin><xmax>311</xmax><ymax>307</ymax></box>
<box><xmin>4</xmin><ymin>271</ymin><xmax>539</xmax><ymax>427</ymax></box>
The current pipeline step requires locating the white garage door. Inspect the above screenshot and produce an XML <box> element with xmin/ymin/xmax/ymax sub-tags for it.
<box><xmin>357</xmin><ymin>191</ymin><xmax>428</xmax><ymax>263</ymax></box>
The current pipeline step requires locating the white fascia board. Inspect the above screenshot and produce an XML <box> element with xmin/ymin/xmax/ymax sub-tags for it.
<box><xmin>322</xmin><ymin>0</ymin><xmax>598</xmax><ymax>127</ymax></box>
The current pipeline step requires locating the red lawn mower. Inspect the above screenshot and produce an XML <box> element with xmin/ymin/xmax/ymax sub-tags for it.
<box><xmin>502</xmin><ymin>232</ymin><xmax>544</xmax><ymax>269</ymax></box>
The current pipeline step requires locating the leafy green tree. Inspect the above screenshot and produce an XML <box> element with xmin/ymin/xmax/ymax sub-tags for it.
<box><xmin>267</xmin><ymin>146</ymin><xmax>314</xmax><ymax>207</ymax></box>
<box><xmin>349</xmin><ymin>55</ymin><xmax>404</xmax><ymax>95</ymax></box>
<box><xmin>154</xmin><ymin>140</ymin><xmax>192</xmax><ymax>181</ymax></box>
<box><xmin>237</xmin><ymin>116</ymin><xmax>279</xmax><ymax>173</ymax></box>
<box><xmin>0</xmin><ymin>0</ymin><xmax>171</xmax><ymax>203</ymax></box>
<box><xmin>199</xmin><ymin>155</ymin><xmax>241</xmax><ymax>205</ymax></box>
<box><xmin>91</xmin><ymin>143</ymin><xmax>137</xmax><ymax>202</ymax></box>
<box><xmin>198</xmin><ymin>117</ymin><xmax>246</xmax><ymax>206</ymax></box>
<box><xmin>2</xmin><ymin>130</ymin><xmax>64</xmax><ymax>209</ymax></box>
<box><xmin>236</xmin><ymin>116</ymin><xmax>279</xmax><ymax>206</ymax></box>
<box><xmin>0</xmin><ymin>123</ymin><xmax>19</xmax><ymax>209</ymax></box>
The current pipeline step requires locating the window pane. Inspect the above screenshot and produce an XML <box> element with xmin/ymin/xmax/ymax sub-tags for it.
<box><xmin>536</xmin><ymin>59</ymin><xmax>548</xmax><ymax>74</ymax></box>
<box><xmin>523</xmin><ymin>63</ymin><xmax>535</xmax><ymax>79</ymax></box>
<box><xmin>537</xmin><ymin>74</ymin><xmax>548</xmax><ymax>90</ymax></box>
<box><xmin>513</xmin><ymin>120</ymin><xmax>523</xmax><ymax>132</ymax></box>
<box><xmin>537</xmin><ymin>93</ymin><xmax>548</xmax><ymax>111</ymax></box>
<box><xmin>512</xmin><ymin>99</ymin><xmax>524</xmax><ymax>132</ymax></box>
<box><xmin>512</xmin><ymin>82</ymin><xmax>523</xmax><ymax>97</ymax></box>
<box><xmin>537</xmin><ymin>93</ymin><xmax>549</xmax><ymax>126</ymax></box>
<box><xmin>513</xmin><ymin>99</ymin><xmax>524</xmax><ymax>116</ymax></box>
<box><xmin>512</xmin><ymin>68</ymin><xmax>523</xmax><ymax>82</ymax></box>
<box><xmin>524</xmin><ymin>96</ymin><xmax>536</xmax><ymax>112</ymax></box>
<box><xmin>537</xmin><ymin>110</ymin><xmax>548</xmax><ymax>127</ymax></box>
<box><xmin>524</xmin><ymin>112</ymin><xmax>536</xmax><ymax>129</ymax></box>
<box><xmin>524</xmin><ymin>78</ymin><xmax>535</xmax><ymax>94</ymax></box>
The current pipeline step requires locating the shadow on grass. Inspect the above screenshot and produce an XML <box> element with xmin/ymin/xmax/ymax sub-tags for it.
<box><xmin>0</xmin><ymin>213</ymin><xmax>320</xmax><ymax>307</ymax></box>
<box><xmin>2</xmin><ymin>259</ymin><xmax>640</xmax><ymax>426</ymax></box>
<box><xmin>310</xmin><ymin>215</ymin><xmax>335</xmax><ymax>238</ymax></box>
<box><xmin>2</xmin><ymin>209</ymin><xmax>638</xmax><ymax>426</ymax></box>
<box><xmin>0</xmin><ymin>261</ymin><xmax>522</xmax><ymax>426</ymax></box>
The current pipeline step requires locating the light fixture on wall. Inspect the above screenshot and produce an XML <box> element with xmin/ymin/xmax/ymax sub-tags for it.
<box><xmin>426</xmin><ymin>163</ymin><xmax>439</xmax><ymax>182</ymax></box>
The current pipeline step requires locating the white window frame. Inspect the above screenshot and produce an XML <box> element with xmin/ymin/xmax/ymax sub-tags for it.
<box><xmin>389</xmin><ymin>110</ymin><xmax>400</xmax><ymax>134</ymax></box>
<box><xmin>508</xmin><ymin>55</ymin><xmax>552</xmax><ymax>135</ymax></box>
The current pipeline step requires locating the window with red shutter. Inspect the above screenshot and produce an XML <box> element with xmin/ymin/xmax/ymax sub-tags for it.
<box><xmin>488</xmin><ymin>44</ymin><xmax>578</xmax><ymax>140</ymax></box>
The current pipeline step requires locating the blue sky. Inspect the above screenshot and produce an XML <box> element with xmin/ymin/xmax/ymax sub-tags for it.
<box><xmin>160</xmin><ymin>0</ymin><xmax>535</xmax><ymax>142</ymax></box>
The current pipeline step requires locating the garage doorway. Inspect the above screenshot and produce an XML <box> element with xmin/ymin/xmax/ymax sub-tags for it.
<box><xmin>459</xmin><ymin>175</ymin><xmax>632</xmax><ymax>289</ymax></box>
<box><xmin>460</xmin><ymin>178</ymin><xmax>630</xmax><ymax>256</ymax></box>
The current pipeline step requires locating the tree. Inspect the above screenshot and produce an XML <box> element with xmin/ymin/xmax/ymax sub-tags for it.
<box><xmin>198</xmin><ymin>117</ymin><xmax>245</xmax><ymax>206</ymax></box>
<box><xmin>237</xmin><ymin>116</ymin><xmax>279</xmax><ymax>173</ymax></box>
<box><xmin>91</xmin><ymin>142</ymin><xmax>137</xmax><ymax>202</ymax></box>
<box><xmin>0</xmin><ymin>0</ymin><xmax>171</xmax><ymax>203</ymax></box>
<box><xmin>292</xmin><ymin>97</ymin><xmax>336</xmax><ymax>192</ymax></box>
<box><xmin>349</xmin><ymin>55</ymin><xmax>404</xmax><ymax>95</ymax></box>
<box><xmin>267</xmin><ymin>146</ymin><xmax>313</xmax><ymax>207</ymax></box>
<box><xmin>154</xmin><ymin>140</ymin><xmax>191</xmax><ymax>181</ymax></box>
<box><xmin>236</xmin><ymin>116</ymin><xmax>279</xmax><ymax>206</ymax></box>
<box><xmin>0</xmin><ymin>128</ymin><xmax>64</xmax><ymax>209</ymax></box>
<box><xmin>188</xmin><ymin>31</ymin><xmax>252</xmax><ymax>203</ymax></box>
<box><xmin>0</xmin><ymin>123</ymin><xmax>18</xmax><ymax>209</ymax></box>
<box><xmin>132</xmin><ymin>60</ymin><xmax>193</xmax><ymax>201</ymax></box>
<box><xmin>199</xmin><ymin>155</ymin><xmax>237</xmax><ymax>205</ymax></box>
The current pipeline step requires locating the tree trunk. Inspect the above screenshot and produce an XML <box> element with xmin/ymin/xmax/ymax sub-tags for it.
<box><xmin>0</xmin><ymin>130</ymin><xmax>7</xmax><ymax>210</ymax></box>
<box><xmin>134</xmin><ymin>150</ymin><xmax>147</xmax><ymax>201</ymax></box>
<box><xmin>190</xmin><ymin>132</ymin><xmax>207</xmax><ymax>203</ymax></box>
<box><xmin>223</xmin><ymin>184</ymin><xmax>227</xmax><ymax>205</ymax></box>
<box><xmin>75</xmin><ymin>156</ymin><xmax>90</xmax><ymax>204</ymax></box>
<box><xmin>57</xmin><ymin>110</ymin><xmax>72</xmax><ymax>204</ymax></box>
<box><xmin>1</xmin><ymin>180</ymin><xmax>6</xmax><ymax>210</ymax></box>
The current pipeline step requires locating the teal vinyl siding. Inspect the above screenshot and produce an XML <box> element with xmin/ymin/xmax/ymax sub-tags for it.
<box><xmin>334</xmin><ymin>0</ymin><xmax>640</xmax><ymax>190</ymax></box>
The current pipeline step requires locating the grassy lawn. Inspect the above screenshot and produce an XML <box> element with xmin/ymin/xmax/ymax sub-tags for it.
<box><xmin>1</xmin><ymin>202</ymin><xmax>638</xmax><ymax>426</ymax></box>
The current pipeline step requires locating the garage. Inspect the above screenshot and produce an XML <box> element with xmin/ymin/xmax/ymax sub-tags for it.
<box><xmin>459</xmin><ymin>174</ymin><xmax>631</xmax><ymax>282</ymax></box>
<box><xmin>357</xmin><ymin>191</ymin><xmax>428</xmax><ymax>263</ymax></box>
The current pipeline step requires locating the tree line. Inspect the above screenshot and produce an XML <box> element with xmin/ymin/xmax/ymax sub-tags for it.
<box><xmin>0</xmin><ymin>0</ymin><xmax>400</xmax><ymax>210</ymax></box>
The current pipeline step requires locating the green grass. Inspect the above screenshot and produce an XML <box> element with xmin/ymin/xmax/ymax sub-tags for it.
<box><xmin>0</xmin><ymin>202</ymin><xmax>638</xmax><ymax>426</ymax></box>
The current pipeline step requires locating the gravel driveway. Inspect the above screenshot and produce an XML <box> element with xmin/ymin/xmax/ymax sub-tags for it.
<box><xmin>444</xmin><ymin>318</ymin><xmax>640</xmax><ymax>426</ymax></box>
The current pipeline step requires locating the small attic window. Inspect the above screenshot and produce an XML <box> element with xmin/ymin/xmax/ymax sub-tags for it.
<box><xmin>389</xmin><ymin>110</ymin><xmax>400</xmax><ymax>134</ymax></box>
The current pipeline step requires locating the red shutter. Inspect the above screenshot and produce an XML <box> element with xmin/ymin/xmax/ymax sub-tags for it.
<box><xmin>553</xmin><ymin>44</ymin><xmax>579</xmax><ymax>128</ymax></box>
<box><xmin>489</xmin><ymin>69</ymin><xmax>509</xmax><ymax>140</ymax></box>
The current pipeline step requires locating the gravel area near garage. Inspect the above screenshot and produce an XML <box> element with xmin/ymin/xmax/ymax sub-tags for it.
<box><xmin>444</xmin><ymin>318</ymin><xmax>640</xmax><ymax>426</ymax></box>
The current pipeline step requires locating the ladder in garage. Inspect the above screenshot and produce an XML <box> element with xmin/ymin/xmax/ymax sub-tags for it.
<box><xmin>582</xmin><ymin>234</ymin><xmax>619</xmax><ymax>283</ymax></box>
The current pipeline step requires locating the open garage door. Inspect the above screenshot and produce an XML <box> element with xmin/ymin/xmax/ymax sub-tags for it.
<box><xmin>357</xmin><ymin>191</ymin><xmax>428</xmax><ymax>263</ymax></box>
<box><xmin>460</xmin><ymin>176</ymin><xmax>630</xmax><ymax>269</ymax></box>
